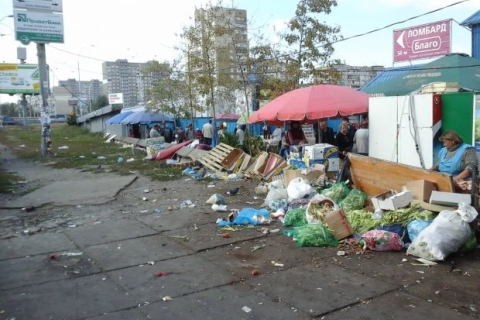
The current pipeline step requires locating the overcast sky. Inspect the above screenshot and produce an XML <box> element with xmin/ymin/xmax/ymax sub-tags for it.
<box><xmin>0</xmin><ymin>0</ymin><xmax>478</xmax><ymax>103</ymax></box>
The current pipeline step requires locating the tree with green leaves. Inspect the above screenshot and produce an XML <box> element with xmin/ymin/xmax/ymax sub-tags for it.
<box><xmin>282</xmin><ymin>0</ymin><xmax>342</xmax><ymax>85</ymax></box>
<box><xmin>91</xmin><ymin>95</ymin><xmax>108</xmax><ymax>111</ymax></box>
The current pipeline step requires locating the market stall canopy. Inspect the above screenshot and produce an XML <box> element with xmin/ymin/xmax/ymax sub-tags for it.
<box><xmin>105</xmin><ymin>111</ymin><xmax>133</xmax><ymax>125</ymax></box>
<box><xmin>247</xmin><ymin>84</ymin><xmax>369</xmax><ymax>124</ymax></box>
<box><xmin>360</xmin><ymin>53</ymin><xmax>480</xmax><ymax>96</ymax></box>
<box><xmin>215</xmin><ymin>113</ymin><xmax>240</xmax><ymax>121</ymax></box>
<box><xmin>120</xmin><ymin>111</ymin><xmax>174</xmax><ymax>125</ymax></box>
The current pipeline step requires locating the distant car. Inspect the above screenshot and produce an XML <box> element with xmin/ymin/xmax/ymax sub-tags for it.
<box><xmin>49</xmin><ymin>114</ymin><xmax>67</xmax><ymax>123</ymax></box>
<box><xmin>0</xmin><ymin>115</ymin><xmax>17</xmax><ymax>125</ymax></box>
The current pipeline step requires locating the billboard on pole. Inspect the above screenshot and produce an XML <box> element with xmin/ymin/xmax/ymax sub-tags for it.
<box><xmin>108</xmin><ymin>93</ymin><xmax>124</xmax><ymax>104</ymax></box>
<box><xmin>0</xmin><ymin>64</ymin><xmax>40</xmax><ymax>94</ymax></box>
<box><xmin>393</xmin><ymin>19</ymin><xmax>451</xmax><ymax>63</ymax></box>
<box><xmin>13</xmin><ymin>9</ymin><xmax>64</xmax><ymax>45</ymax></box>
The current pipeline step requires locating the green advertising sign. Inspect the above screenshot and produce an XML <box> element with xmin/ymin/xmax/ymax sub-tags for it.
<box><xmin>14</xmin><ymin>10</ymin><xmax>64</xmax><ymax>45</ymax></box>
<box><xmin>0</xmin><ymin>64</ymin><xmax>41</xmax><ymax>94</ymax></box>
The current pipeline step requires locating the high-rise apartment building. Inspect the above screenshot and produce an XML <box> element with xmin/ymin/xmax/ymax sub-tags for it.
<box><xmin>102</xmin><ymin>59</ymin><xmax>145</xmax><ymax>108</ymax></box>
<box><xmin>331</xmin><ymin>64</ymin><xmax>384</xmax><ymax>89</ymax></box>
<box><xmin>194</xmin><ymin>7</ymin><xmax>249</xmax><ymax>83</ymax></box>
<box><xmin>58</xmin><ymin>78</ymin><xmax>102</xmax><ymax>114</ymax></box>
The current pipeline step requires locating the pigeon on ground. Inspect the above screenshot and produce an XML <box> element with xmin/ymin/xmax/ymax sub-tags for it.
<box><xmin>226</xmin><ymin>187</ymin><xmax>240</xmax><ymax>195</ymax></box>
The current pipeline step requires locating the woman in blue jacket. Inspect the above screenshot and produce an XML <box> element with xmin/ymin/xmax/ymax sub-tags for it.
<box><xmin>430</xmin><ymin>130</ymin><xmax>478</xmax><ymax>183</ymax></box>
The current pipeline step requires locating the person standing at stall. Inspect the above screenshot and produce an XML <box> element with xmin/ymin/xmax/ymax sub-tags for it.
<box><xmin>353</xmin><ymin>120</ymin><xmax>369</xmax><ymax>156</ymax></box>
<box><xmin>202</xmin><ymin>120</ymin><xmax>213</xmax><ymax>145</ymax></box>
<box><xmin>335</xmin><ymin>123</ymin><xmax>353</xmax><ymax>159</ymax></box>
<box><xmin>430</xmin><ymin>130</ymin><xmax>478</xmax><ymax>184</ymax></box>
<box><xmin>319</xmin><ymin>121</ymin><xmax>335</xmax><ymax>145</ymax></box>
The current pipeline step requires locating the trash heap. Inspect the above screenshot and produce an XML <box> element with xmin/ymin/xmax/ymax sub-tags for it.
<box><xmin>212</xmin><ymin>163</ymin><xmax>478</xmax><ymax>263</ymax></box>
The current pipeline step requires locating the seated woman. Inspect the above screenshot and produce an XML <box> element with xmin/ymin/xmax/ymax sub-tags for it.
<box><xmin>280</xmin><ymin>121</ymin><xmax>307</xmax><ymax>158</ymax></box>
<box><xmin>430</xmin><ymin>130</ymin><xmax>478</xmax><ymax>184</ymax></box>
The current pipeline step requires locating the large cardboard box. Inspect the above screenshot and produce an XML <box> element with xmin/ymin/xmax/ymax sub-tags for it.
<box><xmin>406</xmin><ymin>180</ymin><xmax>437</xmax><ymax>202</ymax></box>
<box><xmin>283</xmin><ymin>166</ymin><xmax>324</xmax><ymax>187</ymax></box>
<box><xmin>429</xmin><ymin>191</ymin><xmax>471</xmax><ymax>206</ymax></box>
<box><xmin>322</xmin><ymin>209</ymin><xmax>353</xmax><ymax>240</ymax></box>
<box><xmin>371</xmin><ymin>190</ymin><xmax>412</xmax><ymax>211</ymax></box>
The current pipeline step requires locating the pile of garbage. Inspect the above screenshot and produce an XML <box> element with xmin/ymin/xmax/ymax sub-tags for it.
<box><xmin>212</xmin><ymin>166</ymin><xmax>478</xmax><ymax>263</ymax></box>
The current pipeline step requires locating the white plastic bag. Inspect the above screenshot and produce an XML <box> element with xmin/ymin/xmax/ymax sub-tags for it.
<box><xmin>262</xmin><ymin>188</ymin><xmax>288</xmax><ymax>207</ymax></box>
<box><xmin>287</xmin><ymin>177</ymin><xmax>313</xmax><ymax>200</ymax></box>
<box><xmin>306</xmin><ymin>194</ymin><xmax>339</xmax><ymax>224</ymax></box>
<box><xmin>407</xmin><ymin>202</ymin><xmax>478</xmax><ymax>261</ymax></box>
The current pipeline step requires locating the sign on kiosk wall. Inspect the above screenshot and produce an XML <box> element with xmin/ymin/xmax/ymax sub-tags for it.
<box><xmin>393</xmin><ymin>20</ymin><xmax>451</xmax><ymax>63</ymax></box>
<box><xmin>108</xmin><ymin>93</ymin><xmax>124</xmax><ymax>104</ymax></box>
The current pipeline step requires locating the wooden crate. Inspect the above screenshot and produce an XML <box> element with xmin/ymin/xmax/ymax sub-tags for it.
<box><xmin>198</xmin><ymin>143</ymin><xmax>235</xmax><ymax>173</ymax></box>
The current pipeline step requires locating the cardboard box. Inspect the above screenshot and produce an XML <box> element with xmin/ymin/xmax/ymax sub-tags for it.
<box><xmin>304</xmin><ymin>144</ymin><xmax>339</xmax><ymax>159</ymax></box>
<box><xmin>310</xmin><ymin>158</ymin><xmax>340</xmax><ymax>172</ymax></box>
<box><xmin>429</xmin><ymin>191</ymin><xmax>471</xmax><ymax>206</ymax></box>
<box><xmin>283</xmin><ymin>167</ymin><xmax>324</xmax><ymax>188</ymax></box>
<box><xmin>371</xmin><ymin>190</ymin><xmax>413</xmax><ymax>211</ymax></box>
<box><xmin>322</xmin><ymin>209</ymin><xmax>353</xmax><ymax>240</ymax></box>
<box><xmin>406</xmin><ymin>180</ymin><xmax>437</xmax><ymax>202</ymax></box>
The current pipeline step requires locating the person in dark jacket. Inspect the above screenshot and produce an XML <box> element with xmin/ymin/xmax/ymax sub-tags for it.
<box><xmin>342</xmin><ymin>117</ymin><xmax>356</xmax><ymax>142</ymax></box>
<box><xmin>335</xmin><ymin>123</ymin><xmax>353</xmax><ymax>159</ymax></box>
<box><xmin>319</xmin><ymin>121</ymin><xmax>335</xmax><ymax>145</ymax></box>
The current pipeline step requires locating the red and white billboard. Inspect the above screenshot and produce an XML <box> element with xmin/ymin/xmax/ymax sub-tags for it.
<box><xmin>393</xmin><ymin>19</ymin><xmax>451</xmax><ymax>63</ymax></box>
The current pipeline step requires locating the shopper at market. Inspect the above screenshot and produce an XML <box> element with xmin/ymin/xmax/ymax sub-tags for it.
<box><xmin>285</xmin><ymin>121</ymin><xmax>307</xmax><ymax>145</ymax></box>
<box><xmin>236</xmin><ymin>125</ymin><xmax>245</xmax><ymax>145</ymax></box>
<box><xmin>184</xmin><ymin>124</ymin><xmax>195</xmax><ymax>140</ymax></box>
<box><xmin>342</xmin><ymin>117</ymin><xmax>357</xmax><ymax>142</ymax></box>
<box><xmin>149</xmin><ymin>124</ymin><xmax>161</xmax><ymax>138</ymax></box>
<box><xmin>353</xmin><ymin>120</ymin><xmax>369</xmax><ymax>156</ymax></box>
<box><xmin>202</xmin><ymin>120</ymin><xmax>214</xmax><ymax>145</ymax></box>
<box><xmin>335</xmin><ymin>123</ymin><xmax>353</xmax><ymax>159</ymax></box>
<box><xmin>319</xmin><ymin>121</ymin><xmax>335</xmax><ymax>145</ymax></box>
<box><xmin>430</xmin><ymin>130</ymin><xmax>478</xmax><ymax>183</ymax></box>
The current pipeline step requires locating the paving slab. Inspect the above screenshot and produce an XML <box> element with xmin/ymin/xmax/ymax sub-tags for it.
<box><xmin>163</xmin><ymin>222</ymin><xmax>270</xmax><ymax>252</ymax></box>
<box><xmin>404</xmin><ymin>251</ymin><xmax>480</xmax><ymax>319</ymax></box>
<box><xmin>0</xmin><ymin>251</ymin><xmax>100</xmax><ymax>290</ymax></box>
<box><xmin>201</xmin><ymin>234</ymin><xmax>337</xmax><ymax>279</ymax></box>
<box><xmin>245</xmin><ymin>263</ymin><xmax>398</xmax><ymax>317</ymax></box>
<box><xmin>107</xmin><ymin>254</ymin><xmax>238</xmax><ymax>304</ymax></box>
<box><xmin>141</xmin><ymin>284</ymin><xmax>311</xmax><ymax>320</ymax></box>
<box><xmin>0</xmin><ymin>232</ymin><xmax>76</xmax><ymax>260</ymax></box>
<box><xmin>328</xmin><ymin>250</ymin><xmax>435</xmax><ymax>287</ymax></box>
<box><xmin>88</xmin><ymin>307</ymin><xmax>148</xmax><ymax>320</ymax></box>
<box><xmin>0</xmin><ymin>274</ymin><xmax>136</xmax><ymax>320</ymax></box>
<box><xmin>135</xmin><ymin>208</ymin><xmax>214</xmax><ymax>232</ymax></box>
<box><xmin>2</xmin><ymin>175</ymin><xmax>137</xmax><ymax>208</ymax></box>
<box><xmin>64</xmin><ymin>219</ymin><xmax>158</xmax><ymax>247</ymax></box>
<box><xmin>322</xmin><ymin>290</ymin><xmax>474</xmax><ymax>320</ymax></box>
<box><xmin>83</xmin><ymin>235</ymin><xmax>193</xmax><ymax>271</ymax></box>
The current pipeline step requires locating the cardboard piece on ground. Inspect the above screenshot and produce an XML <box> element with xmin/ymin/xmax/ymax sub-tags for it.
<box><xmin>283</xmin><ymin>165</ymin><xmax>325</xmax><ymax>188</ymax></box>
<box><xmin>406</xmin><ymin>180</ymin><xmax>437</xmax><ymax>202</ymax></box>
<box><xmin>411</xmin><ymin>199</ymin><xmax>456</xmax><ymax>212</ymax></box>
<box><xmin>371</xmin><ymin>190</ymin><xmax>413</xmax><ymax>211</ymax></box>
<box><xmin>322</xmin><ymin>209</ymin><xmax>353</xmax><ymax>240</ymax></box>
<box><xmin>429</xmin><ymin>191</ymin><xmax>471</xmax><ymax>206</ymax></box>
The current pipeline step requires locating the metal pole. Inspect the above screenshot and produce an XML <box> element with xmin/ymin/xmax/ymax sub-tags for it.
<box><xmin>21</xmin><ymin>93</ymin><xmax>27</xmax><ymax>128</ymax></box>
<box><xmin>37</xmin><ymin>43</ymin><xmax>50</xmax><ymax>158</ymax></box>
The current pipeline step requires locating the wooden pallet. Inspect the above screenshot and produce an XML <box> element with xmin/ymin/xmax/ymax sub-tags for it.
<box><xmin>198</xmin><ymin>143</ymin><xmax>235</xmax><ymax>173</ymax></box>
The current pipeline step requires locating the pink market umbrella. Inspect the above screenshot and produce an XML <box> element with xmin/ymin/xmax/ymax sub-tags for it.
<box><xmin>248</xmin><ymin>84</ymin><xmax>369</xmax><ymax>124</ymax></box>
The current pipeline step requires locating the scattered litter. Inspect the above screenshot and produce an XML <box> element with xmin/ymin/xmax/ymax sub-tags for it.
<box><xmin>242</xmin><ymin>306</ymin><xmax>252</xmax><ymax>313</ymax></box>
<box><xmin>79</xmin><ymin>155</ymin><xmax>85</xmax><ymax>159</ymax></box>
<box><xmin>97</xmin><ymin>156</ymin><xmax>106</xmax><ymax>160</ymax></box>
<box><xmin>470</xmin><ymin>305</ymin><xmax>477</xmax><ymax>312</ymax></box>
<box><xmin>162</xmin><ymin>296</ymin><xmax>173</xmax><ymax>302</ymax></box>
<box><xmin>117</xmin><ymin>157</ymin><xmax>124</xmax><ymax>163</ymax></box>
<box><xmin>435</xmin><ymin>291</ymin><xmax>440</xmax><ymax>295</ymax></box>
<box><xmin>67</xmin><ymin>224</ymin><xmax>77</xmax><ymax>228</ymax></box>
<box><xmin>207</xmin><ymin>184</ymin><xmax>215</xmax><ymax>188</ymax></box>
<box><xmin>252</xmin><ymin>244</ymin><xmax>265</xmax><ymax>252</ymax></box>
<box><xmin>212</xmin><ymin>204</ymin><xmax>227</xmax><ymax>212</ymax></box>
<box><xmin>142</xmin><ymin>197</ymin><xmax>148</xmax><ymax>201</ymax></box>
<box><xmin>251</xmin><ymin>269</ymin><xmax>259</xmax><ymax>276</ymax></box>
<box><xmin>21</xmin><ymin>206</ymin><xmax>35</xmax><ymax>212</ymax></box>
<box><xmin>271</xmin><ymin>261</ymin><xmax>284</xmax><ymax>267</ymax></box>
<box><xmin>222</xmin><ymin>233</ymin><xmax>231</xmax><ymax>238</ymax></box>
<box><xmin>152</xmin><ymin>199</ymin><xmax>157</xmax><ymax>203</ymax></box>
<box><xmin>260</xmin><ymin>228</ymin><xmax>270</xmax><ymax>234</ymax></box>
<box><xmin>184</xmin><ymin>178</ymin><xmax>192</xmax><ymax>181</ymax></box>
<box><xmin>206</xmin><ymin>194</ymin><xmax>225</xmax><ymax>205</ymax></box>
<box><xmin>270</xmin><ymin>228</ymin><xmax>280</xmax><ymax>233</ymax></box>
<box><xmin>126</xmin><ymin>158</ymin><xmax>135</xmax><ymax>163</ymax></box>
<box><xmin>180</xmin><ymin>200</ymin><xmax>195</xmax><ymax>208</ymax></box>
<box><xmin>19</xmin><ymin>144</ymin><xmax>25</xmax><ymax>148</ymax></box>
<box><xmin>49</xmin><ymin>254</ymin><xmax>57</xmax><ymax>260</ymax></box>
<box><xmin>154</xmin><ymin>208</ymin><xmax>165</xmax><ymax>214</ymax></box>
<box><xmin>140</xmin><ymin>210</ymin><xmax>149</xmax><ymax>213</ymax></box>
<box><xmin>146</xmin><ymin>261</ymin><xmax>155</xmax><ymax>266</ymax></box>
<box><xmin>61</xmin><ymin>252</ymin><xmax>83</xmax><ymax>257</ymax></box>
<box><xmin>155</xmin><ymin>271</ymin><xmax>169</xmax><ymax>277</ymax></box>
<box><xmin>143</xmin><ymin>189</ymin><xmax>150</xmax><ymax>193</ymax></box>
<box><xmin>58</xmin><ymin>145</ymin><xmax>69</xmax><ymax>150</ymax></box>
<box><xmin>167</xmin><ymin>235</ymin><xmax>189</xmax><ymax>241</ymax></box>
<box><xmin>415</xmin><ymin>258</ymin><xmax>437</xmax><ymax>265</ymax></box>
<box><xmin>76</xmin><ymin>205</ymin><xmax>83</xmax><ymax>208</ymax></box>
<box><xmin>416</xmin><ymin>271</ymin><xmax>425</xmax><ymax>274</ymax></box>
<box><xmin>193</xmin><ymin>224</ymin><xmax>199</xmax><ymax>231</ymax></box>
<box><xmin>337</xmin><ymin>251</ymin><xmax>346</xmax><ymax>256</ymax></box>
<box><xmin>402</xmin><ymin>258</ymin><xmax>408</xmax><ymax>262</ymax></box>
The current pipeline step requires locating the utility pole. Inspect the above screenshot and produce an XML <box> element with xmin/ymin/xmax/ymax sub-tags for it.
<box><xmin>37</xmin><ymin>43</ymin><xmax>50</xmax><ymax>157</ymax></box>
